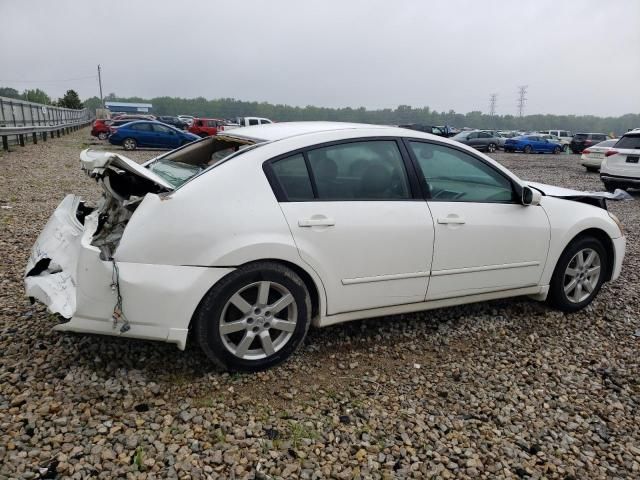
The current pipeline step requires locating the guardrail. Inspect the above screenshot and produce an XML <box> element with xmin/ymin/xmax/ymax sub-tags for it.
<box><xmin>0</xmin><ymin>96</ymin><xmax>93</xmax><ymax>151</ymax></box>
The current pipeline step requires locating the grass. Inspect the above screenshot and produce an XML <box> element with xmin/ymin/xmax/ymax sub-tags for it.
<box><xmin>132</xmin><ymin>446</ymin><xmax>144</xmax><ymax>471</ymax></box>
<box><xmin>288</xmin><ymin>421</ymin><xmax>319</xmax><ymax>449</ymax></box>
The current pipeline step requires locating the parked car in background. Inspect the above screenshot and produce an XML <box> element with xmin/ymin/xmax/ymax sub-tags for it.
<box><xmin>91</xmin><ymin>119</ymin><xmax>112</xmax><ymax>140</ymax></box>
<box><xmin>539</xmin><ymin>130</ymin><xmax>573</xmax><ymax>145</ymax></box>
<box><xmin>157</xmin><ymin>116</ymin><xmax>188</xmax><ymax>130</ymax></box>
<box><xmin>537</xmin><ymin>133</ymin><xmax>569</xmax><ymax>152</ymax></box>
<box><xmin>570</xmin><ymin>133</ymin><xmax>608</xmax><ymax>153</ymax></box>
<box><xmin>504</xmin><ymin>135</ymin><xmax>563</xmax><ymax>154</ymax></box>
<box><xmin>451</xmin><ymin>130</ymin><xmax>499</xmax><ymax>152</ymax></box>
<box><xmin>25</xmin><ymin>122</ymin><xmax>626</xmax><ymax>371</ymax></box>
<box><xmin>600</xmin><ymin>129</ymin><xmax>640</xmax><ymax>191</ymax></box>
<box><xmin>112</xmin><ymin>114</ymin><xmax>156</xmax><ymax>121</ymax></box>
<box><xmin>399</xmin><ymin>124</ymin><xmax>449</xmax><ymax>137</ymax></box>
<box><xmin>580</xmin><ymin>139</ymin><xmax>618</xmax><ymax>172</ymax></box>
<box><xmin>108</xmin><ymin>120</ymin><xmax>199</xmax><ymax>150</ymax></box>
<box><xmin>188</xmin><ymin>118</ymin><xmax>228</xmax><ymax>137</ymax></box>
<box><xmin>235</xmin><ymin>117</ymin><xmax>273</xmax><ymax>127</ymax></box>
<box><xmin>178</xmin><ymin>115</ymin><xmax>195</xmax><ymax>126</ymax></box>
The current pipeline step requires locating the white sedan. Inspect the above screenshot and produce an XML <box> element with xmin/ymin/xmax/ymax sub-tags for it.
<box><xmin>25</xmin><ymin>122</ymin><xmax>626</xmax><ymax>371</ymax></box>
<box><xmin>580</xmin><ymin>139</ymin><xmax>618</xmax><ymax>172</ymax></box>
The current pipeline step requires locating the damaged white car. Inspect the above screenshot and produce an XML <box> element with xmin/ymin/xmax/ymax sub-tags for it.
<box><xmin>25</xmin><ymin>122</ymin><xmax>627</xmax><ymax>371</ymax></box>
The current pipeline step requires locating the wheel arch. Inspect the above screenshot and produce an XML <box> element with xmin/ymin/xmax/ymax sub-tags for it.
<box><xmin>562</xmin><ymin>228</ymin><xmax>615</xmax><ymax>281</ymax></box>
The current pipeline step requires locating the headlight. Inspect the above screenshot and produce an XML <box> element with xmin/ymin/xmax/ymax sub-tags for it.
<box><xmin>608</xmin><ymin>211</ymin><xmax>624</xmax><ymax>235</ymax></box>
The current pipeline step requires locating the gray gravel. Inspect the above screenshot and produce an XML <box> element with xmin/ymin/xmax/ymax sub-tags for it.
<box><xmin>1</xmin><ymin>130</ymin><xmax>639</xmax><ymax>479</ymax></box>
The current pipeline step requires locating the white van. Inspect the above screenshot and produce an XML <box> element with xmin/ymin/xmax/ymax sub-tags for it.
<box><xmin>236</xmin><ymin>117</ymin><xmax>273</xmax><ymax>127</ymax></box>
<box><xmin>539</xmin><ymin>130</ymin><xmax>573</xmax><ymax>143</ymax></box>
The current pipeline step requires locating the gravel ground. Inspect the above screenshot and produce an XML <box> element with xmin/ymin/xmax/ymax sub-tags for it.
<box><xmin>1</xmin><ymin>129</ymin><xmax>638</xmax><ymax>479</ymax></box>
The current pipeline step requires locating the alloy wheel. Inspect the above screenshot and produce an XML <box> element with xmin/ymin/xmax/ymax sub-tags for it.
<box><xmin>219</xmin><ymin>281</ymin><xmax>298</xmax><ymax>360</ymax></box>
<box><xmin>563</xmin><ymin>248</ymin><xmax>601</xmax><ymax>303</ymax></box>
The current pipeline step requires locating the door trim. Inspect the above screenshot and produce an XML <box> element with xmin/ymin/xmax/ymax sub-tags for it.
<box><xmin>431</xmin><ymin>260</ymin><xmax>540</xmax><ymax>277</ymax></box>
<box><xmin>342</xmin><ymin>270</ymin><xmax>430</xmax><ymax>285</ymax></box>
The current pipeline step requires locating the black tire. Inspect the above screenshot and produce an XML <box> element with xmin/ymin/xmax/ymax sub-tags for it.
<box><xmin>487</xmin><ymin>143</ymin><xmax>497</xmax><ymax>153</ymax></box>
<box><xmin>523</xmin><ymin>145</ymin><xmax>533</xmax><ymax>154</ymax></box>
<box><xmin>504</xmin><ymin>148</ymin><xmax>512</xmax><ymax>153</ymax></box>
<box><xmin>98</xmin><ymin>132</ymin><xmax>108</xmax><ymax>140</ymax></box>
<box><xmin>547</xmin><ymin>235</ymin><xmax>608</xmax><ymax>312</ymax></box>
<box><xmin>122</xmin><ymin>138</ymin><xmax>137</xmax><ymax>151</ymax></box>
<box><xmin>553</xmin><ymin>146</ymin><xmax>561</xmax><ymax>154</ymax></box>
<box><xmin>194</xmin><ymin>262</ymin><xmax>311</xmax><ymax>371</ymax></box>
<box><xmin>603</xmin><ymin>181</ymin><xmax>617</xmax><ymax>193</ymax></box>
<box><xmin>585</xmin><ymin>166</ymin><xmax>599</xmax><ymax>173</ymax></box>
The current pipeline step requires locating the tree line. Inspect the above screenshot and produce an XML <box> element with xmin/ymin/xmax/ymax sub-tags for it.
<box><xmin>0</xmin><ymin>87</ymin><xmax>83</xmax><ymax>109</ymax></box>
<box><xmin>2</xmin><ymin>86</ymin><xmax>637</xmax><ymax>135</ymax></box>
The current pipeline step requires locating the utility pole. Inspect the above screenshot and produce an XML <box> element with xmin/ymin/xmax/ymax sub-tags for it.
<box><xmin>489</xmin><ymin>93</ymin><xmax>497</xmax><ymax>118</ymax></box>
<box><xmin>97</xmin><ymin>64</ymin><xmax>104</xmax><ymax>107</ymax></box>
<box><xmin>517</xmin><ymin>85</ymin><xmax>528</xmax><ymax>118</ymax></box>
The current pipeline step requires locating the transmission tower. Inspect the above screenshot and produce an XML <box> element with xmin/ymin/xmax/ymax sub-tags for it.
<box><xmin>517</xmin><ymin>85</ymin><xmax>528</xmax><ymax>118</ymax></box>
<box><xmin>489</xmin><ymin>93</ymin><xmax>497</xmax><ymax>117</ymax></box>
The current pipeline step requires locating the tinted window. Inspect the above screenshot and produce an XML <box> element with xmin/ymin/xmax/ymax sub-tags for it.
<box><xmin>130</xmin><ymin>123</ymin><xmax>152</xmax><ymax>131</ymax></box>
<box><xmin>614</xmin><ymin>135</ymin><xmax>640</xmax><ymax>149</ymax></box>
<box><xmin>152</xmin><ymin>124</ymin><xmax>172</xmax><ymax>133</ymax></box>
<box><xmin>248</xmin><ymin>119</ymin><xmax>259</xmax><ymax>126</ymax></box>
<box><xmin>409</xmin><ymin>141</ymin><xmax>514</xmax><ymax>203</ymax></box>
<box><xmin>271</xmin><ymin>154</ymin><xmax>314</xmax><ymax>201</ymax></box>
<box><xmin>260</xmin><ymin>119</ymin><xmax>271</xmax><ymax>124</ymax></box>
<box><xmin>306</xmin><ymin>140</ymin><xmax>410</xmax><ymax>200</ymax></box>
<box><xmin>466</xmin><ymin>132</ymin><xmax>478</xmax><ymax>139</ymax></box>
<box><xmin>560</xmin><ymin>131</ymin><xmax>569</xmax><ymax>137</ymax></box>
<box><xmin>594</xmin><ymin>134</ymin><xmax>607</xmax><ymax>141</ymax></box>
<box><xmin>574</xmin><ymin>134</ymin><xmax>587</xmax><ymax>140</ymax></box>
<box><xmin>478</xmin><ymin>132</ymin><xmax>492</xmax><ymax>138</ymax></box>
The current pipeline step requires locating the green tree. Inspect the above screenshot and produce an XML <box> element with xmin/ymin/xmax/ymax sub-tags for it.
<box><xmin>83</xmin><ymin>96</ymin><xmax>103</xmax><ymax>113</ymax></box>
<box><xmin>57</xmin><ymin>89</ymin><xmax>83</xmax><ymax>109</ymax></box>
<box><xmin>23</xmin><ymin>88</ymin><xmax>51</xmax><ymax>104</ymax></box>
<box><xmin>0</xmin><ymin>87</ymin><xmax>22</xmax><ymax>99</ymax></box>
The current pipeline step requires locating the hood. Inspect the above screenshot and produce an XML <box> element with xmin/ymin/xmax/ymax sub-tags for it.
<box><xmin>80</xmin><ymin>149</ymin><xmax>174</xmax><ymax>192</ymax></box>
<box><xmin>527</xmin><ymin>181</ymin><xmax>633</xmax><ymax>208</ymax></box>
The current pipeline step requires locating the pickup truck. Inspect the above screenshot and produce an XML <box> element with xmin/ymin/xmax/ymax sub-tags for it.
<box><xmin>235</xmin><ymin>117</ymin><xmax>273</xmax><ymax>127</ymax></box>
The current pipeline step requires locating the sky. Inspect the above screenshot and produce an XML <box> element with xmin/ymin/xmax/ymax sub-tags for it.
<box><xmin>1</xmin><ymin>0</ymin><xmax>639</xmax><ymax>117</ymax></box>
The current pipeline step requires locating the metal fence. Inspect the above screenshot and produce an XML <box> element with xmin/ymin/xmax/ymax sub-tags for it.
<box><xmin>0</xmin><ymin>96</ymin><xmax>93</xmax><ymax>150</ymax></box>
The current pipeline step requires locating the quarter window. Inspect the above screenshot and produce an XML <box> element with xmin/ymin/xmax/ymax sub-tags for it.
<box><xmin>306</xmin><ymin>140</ymin><xmax>410</xmax><ymax>200</ymax></box>
<box><xmin>271</xmin><ymin>154</ymin><xmax>314</xmax><ymax>201</ymax></box>
<box><xmin>409</xmin><ymin>141</ymin><xmax>514</xmax><ymax>203</ymax></box>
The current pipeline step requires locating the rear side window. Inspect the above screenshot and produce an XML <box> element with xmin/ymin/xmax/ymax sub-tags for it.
<box><xmin>307</xmin><ymin>140</ymin><xmax>410</xmax><ymax>200</ymax></box>
<box><xmin>614</xmin><ymin>135</ymin><xmax>640</xmax><ymax>149</ymax></box>
<box><xmin>271</xmin><ymin>154</ymin><xmax>314</xmax><ymax>201</ymax></box>
<box><xmin>131</xmin><ymin>123</ymin><xmax>152</xmax><ymax>131</ymax></box>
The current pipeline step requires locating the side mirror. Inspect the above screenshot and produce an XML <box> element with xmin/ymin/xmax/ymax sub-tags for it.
<box><xmin>522</xmin><ymin>186</ymin><xmax>542</xmax><ymax>206</ymax></box>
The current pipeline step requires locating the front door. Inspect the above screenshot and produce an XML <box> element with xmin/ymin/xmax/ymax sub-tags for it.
<box><xmin>405</xmin><ymin>140</ymin><xmax>550</xmax><ymax>300</ymax></box>
<box><xmin>268</xmin><ymin>139</ymin><xmax>435</xmax><ymax>315</ymax></box>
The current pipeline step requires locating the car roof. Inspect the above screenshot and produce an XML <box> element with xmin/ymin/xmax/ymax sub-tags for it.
<box><xmin>223</xmin><ymin>121</ymin><xmax>399</xmax><ymax>142</ymax></box>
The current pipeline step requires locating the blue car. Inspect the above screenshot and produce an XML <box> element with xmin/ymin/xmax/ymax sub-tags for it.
<box><xmin>504</xmin><ymin>135</ymin><xmax>563</xmax><ymax>154</ymax></box>
<box><xmin>109</xmin><ymin>120</ymin><xmax>199</xmax><ymax>151</ymax></box>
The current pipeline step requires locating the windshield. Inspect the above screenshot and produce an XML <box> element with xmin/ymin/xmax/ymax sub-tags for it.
<box><xmin>147</xmin><ymin>135</ymin><xmax>260</xmax><ymax>188</ymax></box>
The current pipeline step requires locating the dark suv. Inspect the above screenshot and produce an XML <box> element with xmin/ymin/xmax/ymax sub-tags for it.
<box><xmin>570</xmin><ymin>133</ymin><xmax>608</xmax><ymax>153</ymax></box>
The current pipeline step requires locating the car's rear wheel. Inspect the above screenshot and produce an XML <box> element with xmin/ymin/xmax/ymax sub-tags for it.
<box><xmin>553</xmin><ymin>146</ymin><xmax>561</xmax><ymax>154</ymax></box>
<box><xmin>523</xmin><ymin>145</ymin><xmax>532</xmax><ymax>154</ymax></box>
<box><xmin>98</xmin><ymin>132</ymin><xmax>108</xmax><ymax>140</ymax></box>
<box><xmin>194</xmin><ymin>262</ymin><xmax>311</xmax><ymax>371</ymax></box>
<box><xmin>122</xmin><ymin>138</ymin><xmax>137</xmax><ymax>151</ymax></box>
<box><xmin>603</xmin><ymin>181</ymin><xmax>619</xmax><ymax>193</ymax></box>
<box><xmin>547</xmin><ymin>236</ymin><xmax>607</xmax><ymax>312</ymax></box>
<box><xmin>487</xmin><ymin>143</ymin><xmax>497</xmax><ymax>153</ymax></box>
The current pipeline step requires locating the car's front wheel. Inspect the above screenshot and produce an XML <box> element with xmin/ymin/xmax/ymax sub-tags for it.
<box><xmin>122</xmin><ymin>138</ymin><xmax>137</xmax><ymax>151</ymax></box>
<box><xmin>523</xmin><ymin>145</ymin><xmax>533</xmax><ymax>154</ymax></box>
<box><xmin>194</xmin><ymin>262</ymin><xmax>311</xmax><ymax>371</ymax></box>
<box><xmin>487</xmin><ymin>143</ymin><xmax>497</xmax><ymax>153</ymax></box>
<box><xmin>547</xmin><ymin>235</ymin><xmax>607</xmax><ymax>312</ymax></box>
<box><xmin>553</xmin><ymin>146</ymin><xmax>561</xmax><ymax>154</ymax></box>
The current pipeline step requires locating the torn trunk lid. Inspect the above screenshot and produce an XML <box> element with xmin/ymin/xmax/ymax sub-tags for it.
<box><xmin>80</xmin><ymin>149</ymin><xmax>174</xmax><ymax>194</ymax></box>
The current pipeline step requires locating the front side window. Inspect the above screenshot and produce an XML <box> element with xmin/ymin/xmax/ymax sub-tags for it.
<box><xmin>409</xmin><ymin>141</ymin><xmax>514</xmax><ymax>203</ymax></box>
<box><xmin>249</xmin><ymin>119</ymin><xmax>259</xmax><ymax>126</ymax></box>
<box><xmin>306</xmin><ymin>140</ymin><xmax>410</xmax><ymax>200</ymax></box>
<box><xmin>131</xmin><ymin>123</ymin><xmax>152</xmax><ymax>131</ymax></box>
<box><xmin>152</xmin><ymin>124</ymin><xmax>172</xmax><ymax>133</ymax></box>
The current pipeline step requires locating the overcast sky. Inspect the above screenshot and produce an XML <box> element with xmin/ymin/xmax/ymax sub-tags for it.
<box><xmin>1</xmin><ymin>0</ymin><xmax>639</xmax><ymax>117</ymax></box>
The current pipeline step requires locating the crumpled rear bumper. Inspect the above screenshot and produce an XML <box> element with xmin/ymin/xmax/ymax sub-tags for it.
<box><xmin>25</xmin><ymin>195</ymin><xmax>234</xmax><ymax>349</ymax></box>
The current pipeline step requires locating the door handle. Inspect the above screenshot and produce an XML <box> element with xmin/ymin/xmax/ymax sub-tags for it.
<box><xmin>437</xmin><ymin>216</ymin><xmax>466</xmax><ymax>225</ymax></box>
<box><xmin>298</xmin><ymin>217</ymin><xmax>335</xmax><ymax>227</ymax></box>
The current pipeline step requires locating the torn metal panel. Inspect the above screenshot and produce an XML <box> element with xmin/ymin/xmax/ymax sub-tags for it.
<box><xmin>527</xmin><ymin>181</ymin><xmax>633</xmax><ymax>209</ymax></box>
<box><xmin>24</xmin><ymin>195</ymin><xmax>86</xmax><ymax>318</ymax></box>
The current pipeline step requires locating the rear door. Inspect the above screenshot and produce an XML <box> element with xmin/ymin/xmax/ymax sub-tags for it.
<box><xmin>405</xmin><ymin>140</ymin><xmax>549</xmax><ymax>300</ymax></box>
<box><xmin>267</xmin><ymin>138</ymin><xmax>435</xmax><ymax>315</ymax></box>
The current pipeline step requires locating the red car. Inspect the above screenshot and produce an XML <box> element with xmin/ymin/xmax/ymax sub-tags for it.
<box><xmin>91</xmin><ymin>119</ymin><xmax>112</xmax><ymax>140</ymax></box>
<box><xmin>188</xmin><ymin>118</ymin><xmax>227</xmax><ymax>137</ymax></box>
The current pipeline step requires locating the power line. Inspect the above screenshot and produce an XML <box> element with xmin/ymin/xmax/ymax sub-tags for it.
<box><xmin>489</xmin><ymin>93</ymin><xmax>497</xmax><ymax>117</ymax></box>
<box><xmin>517</xmin><ymin>85</ymin><xmax>528</xmax><ymax>118</ymax></box>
